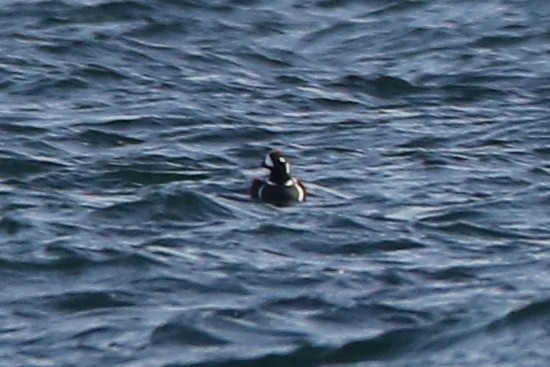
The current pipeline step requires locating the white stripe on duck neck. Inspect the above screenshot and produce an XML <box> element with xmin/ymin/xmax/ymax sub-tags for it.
<box><xmin>266</xmin><ymin>179</ymin><xmax>294</xmax><ymax>186</ymax></box>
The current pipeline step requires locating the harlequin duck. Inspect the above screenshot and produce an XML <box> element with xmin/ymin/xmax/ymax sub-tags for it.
<box><xmin>250</xmin><ymin>150</ymin><xmax>307</xmax><ymax>205</ymax></box>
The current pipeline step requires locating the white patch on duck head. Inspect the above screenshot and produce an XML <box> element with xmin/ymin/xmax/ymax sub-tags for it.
<box><xmin>263</xmin><ymin>153</ymin><xmax>274</xmax><ymax>168</ymax></box>
<box><xmin>278</xmin><ymin>156</ymin><xmax>290</xmax><ymax>174</ymax></box>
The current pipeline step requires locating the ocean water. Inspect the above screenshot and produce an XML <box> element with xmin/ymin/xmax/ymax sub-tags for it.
<box><xmin>1</xmin><ymin>0</ymin><xmax>549</xmax><ymax>366</ymax></box>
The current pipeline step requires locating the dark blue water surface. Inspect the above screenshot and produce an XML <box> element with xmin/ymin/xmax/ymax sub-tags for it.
<box><xmin>1</xmin><ymin>0</ymin><xmax>549</xmax><ymax>366</ymax></box>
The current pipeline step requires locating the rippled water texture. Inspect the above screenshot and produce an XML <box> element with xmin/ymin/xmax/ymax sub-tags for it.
<box><xmin>1</xmin><ymin>0</ymin><xmax>549</xmax><ymax>366</ymax></box>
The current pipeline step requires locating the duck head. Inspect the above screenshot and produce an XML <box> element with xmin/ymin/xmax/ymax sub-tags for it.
<box><xmin>262</xmin><ymin>150</ymin><xmax>292</xmax><ymax>185</ymax></box>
